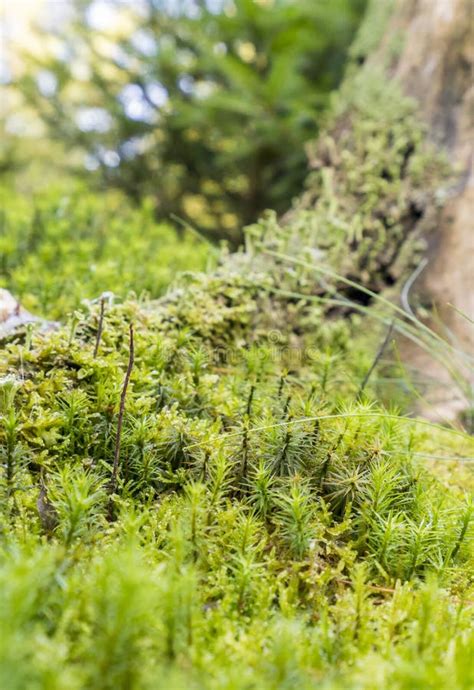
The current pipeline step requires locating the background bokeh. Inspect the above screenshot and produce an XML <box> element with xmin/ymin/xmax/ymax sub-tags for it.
<box><xmin>1</xmin><ymin>0</ymin><xmax>365</xmax><ymax>315</ymax></box>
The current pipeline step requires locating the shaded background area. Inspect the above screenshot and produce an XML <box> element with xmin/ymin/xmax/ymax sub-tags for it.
<box><xmin>1</xmin><ymin>0</ymin><xmax>365</xmax><ymax>245</ymax></box>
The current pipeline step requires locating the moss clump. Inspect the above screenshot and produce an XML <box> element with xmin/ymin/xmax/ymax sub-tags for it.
<box><xmin>278</xmin><ymin>69</ymin><xmax>448</xmax><ymax>295</ymax></box>
<box><xmin>0</xmin><ymin>5</ymin><xmax>470</xmax><ymax>687</ymax></box>
<box><xmin>1</xmin><ymin>284</ymin><xmax>473</xmax><ymax>689</ymax></box>
<box><xmin>2</xmin><ymin>294</ymin><xmax>472</xmax><ymax>574</ymax></box>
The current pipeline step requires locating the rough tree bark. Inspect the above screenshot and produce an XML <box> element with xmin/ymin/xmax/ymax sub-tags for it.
<box><xmin>370</xmin><ymin>0</ymin><xmax>473</xmax><ymax>420</ymax></box>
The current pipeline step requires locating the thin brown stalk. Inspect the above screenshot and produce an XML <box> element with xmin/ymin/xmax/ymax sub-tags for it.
<box><xmin>93</xmin><ymin>297</ymin><xmax>106</xmax><ymax>358</ymax></box>
<box><xmin>109</xmin><ymin>323</ymin><xmax>135</xmax><ymax>496</ymax></box>
<box><xmin>356</xmin><ymin>319</ymin><xmax>395</xmax><ymax>399</ymax></box>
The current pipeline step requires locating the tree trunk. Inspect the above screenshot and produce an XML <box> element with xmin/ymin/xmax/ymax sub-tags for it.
<box><xmin>370</xmin><ymin>0</ymin><xmax>473</xmax><ymax>420</ymax></box>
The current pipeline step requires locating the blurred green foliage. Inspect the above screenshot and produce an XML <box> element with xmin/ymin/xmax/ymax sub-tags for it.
<box><xmin>0</xmin><ymin>184</ymin><xmax>211</xmax><ymax>319</ymax></box>
<box><xmin>17</xmin><ymin>0</ymin><xmax>366</xmax><ymax>242</ymax></box>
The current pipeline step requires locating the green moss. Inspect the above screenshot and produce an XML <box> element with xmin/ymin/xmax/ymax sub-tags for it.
<box><xmin>0</xmin><ymin>183</ymin><xmax>211</xmax><ymax>320</ymax></box>
<box><xmin>270</xmin><ymin>67</ymin><xmax>448</xmax><ymax>295</ymax></box>
<box><xmin>1</xmin><ymin>284</ymin><xmax>473</xmax><ymax>688</ymax></box>
<box><xmin>0</xmin><ymin>4</ymin><xmax>470</xmax><ymax>687</ymax></box>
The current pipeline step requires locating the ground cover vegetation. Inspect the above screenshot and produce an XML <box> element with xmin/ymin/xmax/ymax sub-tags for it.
<box><xmin>1</xmin><ymin>1</ymin><xmax>473</xmax><ymax>689</ymax></box>
<box><xmin>0</xmin><ymin>184</ymin><xmax>210</xmax><ymax>319</ymax></box>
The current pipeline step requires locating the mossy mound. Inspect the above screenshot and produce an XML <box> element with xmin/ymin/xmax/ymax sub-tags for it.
<box><xmin>1</xmin><ymin>284</ymin><xmax>473</xmax><ymax>689</ymax></box>
<box><xmin>0</xmin><ymin>17</ymin><xmax>472</xmax><ymax>688</ymax></box>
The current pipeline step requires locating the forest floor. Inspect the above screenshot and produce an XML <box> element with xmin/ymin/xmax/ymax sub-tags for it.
<box><xmin>1</xmin><ymin>183</ymin><xmax>473</xmax><ymax>690</ymax></box>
